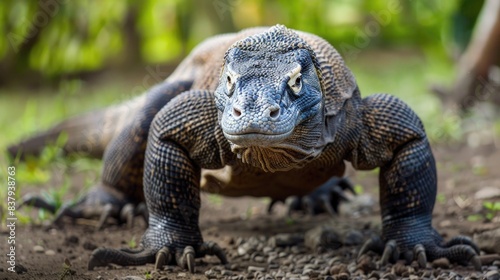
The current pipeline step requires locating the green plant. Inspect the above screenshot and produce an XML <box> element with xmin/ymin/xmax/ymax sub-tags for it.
<box><xmin>354</xmin><ymin>184</ymin><xmax>364</xmax><ymax>195</ymax></box>
<box><xmin>483</xmin><ymin>201</ymin><xmax>500</xmax><ymax>221</ymax></box>
<box><xmin>466</xmin><ymin>214</ymin><xmax>482</xmax><ymax>222</ymax></box>
<box><xmin>207</xmin><ymin>194</ymin><xmax>223</xmax><ymax>206</ymax></box>
<box><xmin>128</xmin><ymin>235</ymin><xmax>137</xmax><ymax>249</ymax></box>
<box><xmin>59</xmin><ymin>258</ymin><xmax>74</xmax><ymax>280</ymax></box>
<box><xmin>436</xmin><ymin>193</ymin><xmax>446</xmax><ymax>204</ymax></box>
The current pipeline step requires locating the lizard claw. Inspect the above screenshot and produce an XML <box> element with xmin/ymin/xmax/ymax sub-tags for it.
<box><xmin>357</xmin><ymin>232</ymin><xmax>482</xmax><ymax>271</ymax></box>
<box><xmin>90</xmin><ymin>241</ymin><xmax>227</xmax><ymax>272</ymax></box>
<box><xmin>175</xmin><ymin>246</ymin><xmax>196</xmax><ymax>273</ymax></box>
<box><xmin>199</xmin><ymin>241</ymin><xmax>228</xmax><ymax>265</ymax></box>
<box><xmin>357</xmin><ymin>236</ymin><xmax>384</xmax><ymax>259</ymax></box>
<box><xmin>155</xmin><ymin>247</ymin><xmax>172</xmax><ymax>270</ymax></box>
<box><xmin>380</xmin><ymin>240</ymin><xmax>399</xmax><ymax>265</ymax></box>
<box><xmin>413</xmin><ymin>244</ymin><xmax>427</xmax><ymax>268</ymax></box>
<box><xmin>19</xmin><ymin>186</ymin><xmax>147</xmax><ymax>229</ymax></box>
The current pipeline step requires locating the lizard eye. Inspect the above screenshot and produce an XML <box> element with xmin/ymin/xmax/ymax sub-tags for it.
<box><xmin>288</xmin><ymin>73</ymin><xmax>302</xmax><ymax>95</ymax></box>
<box><xmin>226</xmin><ymin>70</ymin><xmax>238</xmax><ymax>96</ymax></box>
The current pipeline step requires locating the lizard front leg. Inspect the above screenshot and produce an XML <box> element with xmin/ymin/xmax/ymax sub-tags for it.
<box><xmin>89</xmin><ymin>90</ymin><xmax>227</xmax><ymax>272</ymax></box>
<box><xmin>354</xmin><ymin>94</ymin><xmax>480</xmax><ymax>270</ymax></box>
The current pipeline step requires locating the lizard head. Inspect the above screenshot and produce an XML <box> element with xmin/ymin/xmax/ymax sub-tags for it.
<box><xmin>214</xmin><ymin>25</ymin><xmax>328</xmax><ymax>172</ymax></box>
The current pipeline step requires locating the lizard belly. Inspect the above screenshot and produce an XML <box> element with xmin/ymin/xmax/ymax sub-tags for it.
<box><xmin>200</xmin><ymin>161</ymin><xmax>345</xmax><ymax>199</ymax></box>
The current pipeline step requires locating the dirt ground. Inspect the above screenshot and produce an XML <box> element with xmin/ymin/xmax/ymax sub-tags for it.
<box><xmin>1</xmin><ymin>142</ymin><xmax>500</xmax><ymax>280</ymax></box>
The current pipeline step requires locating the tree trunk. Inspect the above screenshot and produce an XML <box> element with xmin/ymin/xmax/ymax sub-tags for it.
<box><xmin>434</xmin><ymin>0</ymin><xmax>500</xmax><ymax>111</ymax></box>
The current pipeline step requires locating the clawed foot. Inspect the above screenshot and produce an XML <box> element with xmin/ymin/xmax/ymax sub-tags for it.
<box><xmin>88</xmin><ymin>241</ymin><xmax>227</xmax><ymax>273</ymax></box>
<box><xmin>358</xmin><ymin>234</ymin><xmax>481</xmax><ymax>271</ymax></box>
<box><xmin>268</xmin><ymin>177</ymin><xmax>355</xmax><ymax>216</ymax></box>
<box><xmin>19</xmin><ymin>186</ymin><xmax>148</xmax><ymax>229</ymax></box>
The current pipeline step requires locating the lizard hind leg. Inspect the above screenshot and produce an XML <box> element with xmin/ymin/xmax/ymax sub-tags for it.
<box><xmin>268</xmin><ymin>177</ymin><xmax>355</xmax><ymax>217</ymax></box>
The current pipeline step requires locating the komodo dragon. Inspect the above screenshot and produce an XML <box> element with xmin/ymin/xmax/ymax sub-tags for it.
<box><xmin>8</xmin><ymin>25</ymin><xmax>481</xmax><ymax>272</ymax></box>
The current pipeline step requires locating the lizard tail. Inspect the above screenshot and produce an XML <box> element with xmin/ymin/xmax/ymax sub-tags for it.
<box><xmin>7</xmin><ymin>95</ymin><xmax>146</xmax><ymax>160</ymax></box>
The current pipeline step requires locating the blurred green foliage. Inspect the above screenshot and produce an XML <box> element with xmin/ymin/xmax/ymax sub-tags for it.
<box><xmin>0</xmin><ymin>0</ymin><xmax>478</xmax><ymax>82</ymax></box>
<box><xmin>0</xmin><ymin>0</ymin><xmax>487</xmax><ymax>226</ymax></box>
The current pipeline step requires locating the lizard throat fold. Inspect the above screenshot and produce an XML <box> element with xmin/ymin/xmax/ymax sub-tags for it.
<box><xmin>230</xmin><ymin>144</ymin><xmax>317</xmax><ymax>173</ymax></box>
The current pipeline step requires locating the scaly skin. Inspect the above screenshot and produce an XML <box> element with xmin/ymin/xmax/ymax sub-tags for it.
<box><xmin>9</xmin><ymin>25</ymin><xmax>481</xmax><ymax>271</ymax></box>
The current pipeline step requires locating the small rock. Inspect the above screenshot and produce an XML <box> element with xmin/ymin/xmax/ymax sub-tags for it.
<box><xmin>65</xmin><ymin>235</ymin><xmax>79</xmax><ymax>245</ymax></box>
<box><xmin>304</xmin><ymin>225</ymin><xmax>342</xmax><ymax>251</ymax></box>
<box><xmin>33</xmin><ymin>245</ymin><xmax>45</xmax><ymax>253</ymax></box>
<box><xmin>254</xmin><ymin>256</ymin><xmax>265</xmax><ymax>262</ymax></box>
<box><xmin>121</xmin><ymin>276</ymin><xmax>144</xmax><ymax>280</ymax></box>
<box><xmin>391</xmin><ymin>262</ymin><xmax>407</xmax><ymax>276</ymax></box>
<box><xmin>337</xmin><ymin>273</ymin><xmax>349</xmax><ymax>280</ymax></box>
<box><xmin>248</xmin><ymin>266</ymin><xmax>266</xmax><ymax>272</ymax></box>
<box><xmin>484</xmin><ymin>270</ymin><xmax>500</xmax><ymax>280</ymax></box>
<box><xmin>357</xmin><ymin>255</ymin><xmax>377</xmax><ymax>274</ymax></box>
<box><xmin>238</xmin><ymin>246</ymin><xmax>248</xmax><ymax>256</ymax></box>
<box><xmin>475</xmin><ymin>187</ymin><xmax>500</xmax><ymax>200</ymax></box>
<box><xmin>83</xmin><ymin>241</ymin><xmax>97</xmax><ymax>251</ymax></box>
<box><xmin>432</xmin><ymin>258</ymin><xmax>450</xmax><ymax>269</ymax></box>
<box><xmin>339</xmin><ymin>194</ymin><xmax>376</xmax><ymax>216</ymax></box>
<box><xmin>14</xmin><ymin>264</ymin><xmax>28</xmax><ymax>274</ymax></box>
<box><xmin>177</xmin><ymin>272</ymin><xmax>187</xmax><ymax>277</ymax></box>
<box><xmin>45</xmin><ymin>249</ymin><xmax>56</xmax><ymax>256</ymax></box>
<box><xmin>474</xmin><ymin>228</ymin><xmax>500</xmax><ymax>254</ymax></box>
<box><xmin>368</xmin><ymin>271</ymin><xmax>381</xmax><ymax>279</ymax></box>
<box><xmin>262</xmin><ymin>246</ymin><xmax>273</xmax><ymax>254</ymax></box>
<box><xmin>275</xmin><ymin>270</ymin><xmax>285</xmax><ymax>278</ymax></box>
<box><xmin>227</xmin><ymin>263</ymin><xmax>239</xmax><ymax>270</ymax></box>
<box><xmin>381</xmin><ymin>272</ymin><xmax>397</xmax><ymax>280</ymax></box>
<box><xmin>439</xmin><ymin>220</ymin><xmax>452</xmax><ymax>228</ymax></box>
<box><xmin>269</xmin><ymin>233</ymin><xmax>304</xmax><ymax>247</ymax></box>
<box><xmin>205</xmin><ymin>269</ymin><xmax>218</xmax><ymax>279</ymax></box>
<box><xmin>268</xmin><ymin>263</ymin><xmax>279</xmax><ymax>269</ymax></box>
<box><xmin>278</xmin><ymin>252</ymin><xmax>288</xmax><ymax>258</ymax></box>
<box><xmin>329</xmin><ymin>264</ymin><xmax>349</xmax><ymax>276</ymax></box>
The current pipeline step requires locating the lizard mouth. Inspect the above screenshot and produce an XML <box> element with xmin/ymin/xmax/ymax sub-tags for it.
<box><xmin>223</xmin><ymin>130</ymin><xmax>293</xmax><ymax>147</ymax></box>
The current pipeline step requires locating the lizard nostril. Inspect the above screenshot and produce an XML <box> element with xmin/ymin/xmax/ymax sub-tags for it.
<box><xmin>232</xmin><ymin>106</ymin><xmax>242</xmax><ymax>118</ymax></box>
<box><xmin>269</xmin><ymin>107</ymin><xmax>280</xmax><ymax>119</ymax></box>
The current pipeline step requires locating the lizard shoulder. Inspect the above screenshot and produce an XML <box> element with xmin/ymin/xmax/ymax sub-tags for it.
<box><xmin>348</xmin><ymin>93</ymin><xmax>426</xmax><ymax>170</ymax></box>
<box><xmin>149</xmin><ymin>90</ymin><xmax>231</xmax><ymax>169</ymax></box>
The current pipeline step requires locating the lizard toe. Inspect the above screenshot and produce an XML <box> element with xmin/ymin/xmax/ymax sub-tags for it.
<box><xmin>427</xmin><ymin>243</ymin><xmax>482</xmax><ymax>271</ymax></box>
<box><xmin>154</xmin><ymin>246</ymin><xmax>172</xmax><ymax>270</ymax></box>
<box><xmin>198</xmin><ymin>241</ymin><xmax>228</xmax><ymax>264</ymax></box>
<box><xmin>119</xmin><ymin>202</ymin><xmax>149</xmax><ymax>229</ymax></box>
<box><xmin>357</xmin><ymin>236</ymin><xmax>384</xmax><ymax>260</ymax></box>
<box><xmin>443</xmin><ymin>235</ymin><xmax>480</xmax><ymax>254</ymax></box>
<box><xmin>19</xmin><ymin>193</ymin><xmax>57</xmax><ymax>213</ymax></box>
<box><xmin>357</xmin><ymin>233</ymin><xmax>481</xmax><ymax>271</ymax></box>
